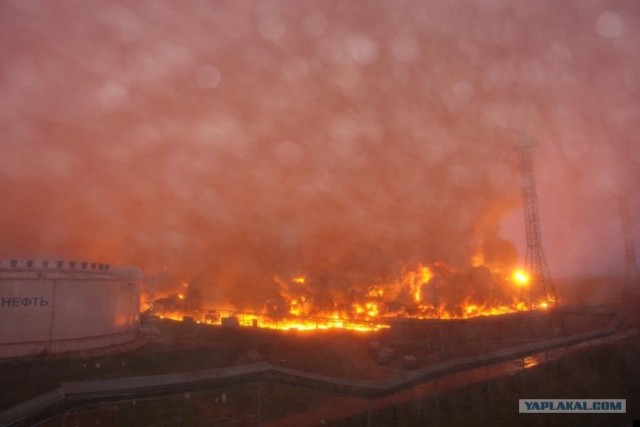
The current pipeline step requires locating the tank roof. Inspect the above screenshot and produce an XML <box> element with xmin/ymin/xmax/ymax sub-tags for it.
<box><xmin>0</xmin><ymin>258</ymin><xmax>141</xmax><ymax>280</ymax></box>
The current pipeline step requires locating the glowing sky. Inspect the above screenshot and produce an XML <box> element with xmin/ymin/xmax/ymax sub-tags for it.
<box><xmin>1</xmin><ymin>0</ymin><xmax>638</xmax><ymax>306</ymax></box>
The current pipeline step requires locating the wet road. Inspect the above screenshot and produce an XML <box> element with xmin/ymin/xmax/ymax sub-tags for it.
<box><xmin>265</xmin><ymin>328</ymin><xmax>637</xmax><ymax>426</ymax></box>
<box><xmin>31</xmin><ymin>328</ymin><xmax>636</xmax><ymax>427</ymax></box>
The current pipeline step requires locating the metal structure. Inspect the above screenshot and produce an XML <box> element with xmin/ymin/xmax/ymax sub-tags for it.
<box><xmin>617</xmin><ymin>195</ymin><xmax>639</xmax><ymax>290</ymax></box>
<box><xmin>0</xmin><ymin>306</ymin><xmax>628</xmax><ymax>426</ymax></box>
<box><xmin>515</xmin><ymin>137</ymin><xmax>557</xmax><ymax>309</ymax></box>
<box><xmin>0</xmin><ymin>259</ymin><xmax>141</xmax><ymax>358</ymax></box>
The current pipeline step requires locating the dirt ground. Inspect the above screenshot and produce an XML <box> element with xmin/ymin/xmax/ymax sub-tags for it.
<box><xmin>1</xmin><ymin>304</ymin><xmax>631</xmax><ymax>426</ymax></box>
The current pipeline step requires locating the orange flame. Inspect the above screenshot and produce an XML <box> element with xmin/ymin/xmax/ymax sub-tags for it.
<box><xmin>512</xmin><ymin>269</ymin><xmax>530</xmax><ymax>286</ymax></box>
<box><xmin>149</xmin><ymin>262</ymin><xmax>553</xmax><ymax>332</ymax></box>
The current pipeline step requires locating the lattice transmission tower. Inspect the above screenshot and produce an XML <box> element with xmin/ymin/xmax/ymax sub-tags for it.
<box><xmin>515</xmin><ymin>137</ymin><xmax>557</xmax><ymax>309</ymax></box>
<box><xmin>617</xmin><ymin>195</ymin><xmax>639</xmax><ymax>291</ymax></box>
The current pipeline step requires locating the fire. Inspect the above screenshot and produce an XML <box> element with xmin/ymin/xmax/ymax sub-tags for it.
<box><xmin>415</xmin><ymin>266</ymin><xmax>432</xmax><ymax>302</ymax></box>
<box><xmin>353</xmin><ymin>302</ymin><xmax>380</xmax><ymax>318</ymax></box>
<box><xmin>421</xmin><ymin>266</ymin><xmax>432</xmax><ymax>283</ymax></box>
<box><xmin>458</xmin><ymin>304</ymin><xmax>519</xmax><ymax>318</ymax></box>
<box><xmin>464</xmin><ymin>304</ymin><xmax>478</xmax><ymax>315</ymax></box>
<box><xmin>512</xmin><ymin>269</ymin><xmax>530</xmax><ymax>286</ymax></box>
<box><xmin>159</xmin><ymin>310</ymin><xmax>386</xmax><ymax>332</ymax></box>
<box><xmin>367</xmin><ymin>287</ymin><xmax>384</xmax><ymax>298</ymax></box>
<box><xmin>471</xmin><ymin>252</ymin><xmax>485</xmax><ymax>267</ymax></box>
<box><xmin>405</xmin><ymin>264</ymin><xmax>433</xmax><ymax>303</ymax></box>
<box><xmin>148</xmin><ymin>261</ymin><xmax>555</xmax><ymax>333</ymax></box>
<box><xmin>289</xmin><ymin>298</ymin><xmax>302</xmax><ymax>316</ymax></box>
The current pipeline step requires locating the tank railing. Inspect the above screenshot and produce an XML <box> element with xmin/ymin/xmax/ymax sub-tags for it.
<box><xmin>0</xmin><ymin>270</ymin><xmax>140</xmax><ymax>281</ymax></box>
<box><xmin>0</xmin><ymin>260</ymin><xmax>111</xmax><ymax>272</ymax></box>
<box><xmin>0</xmin><ymin>308</ymin><xmax>630</xmax><ymax>427</ymax></box>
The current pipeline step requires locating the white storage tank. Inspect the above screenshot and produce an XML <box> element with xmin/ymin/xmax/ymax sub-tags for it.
<box><xmin>0</xmin><ymin>258</ymin><xmax>141</xmax><ymax>358</ymax></box>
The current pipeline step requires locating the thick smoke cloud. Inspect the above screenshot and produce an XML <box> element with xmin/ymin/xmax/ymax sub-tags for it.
<box><xmin>0</xmin><ymin>0</ymin><xmax>638</xmax><ymax>308</ymax></box>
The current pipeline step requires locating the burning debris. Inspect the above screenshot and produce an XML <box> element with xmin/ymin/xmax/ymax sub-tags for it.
<box><xmin>147</xmin><ymin>259</ymin><xmax>539</xmax><ymax>332</ymax></box>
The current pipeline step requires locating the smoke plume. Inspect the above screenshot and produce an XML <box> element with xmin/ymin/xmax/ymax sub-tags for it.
<box><xmin>1</xmin><ymin>0</ymin><xmax>638</xmax><ymax>309</ymax></box>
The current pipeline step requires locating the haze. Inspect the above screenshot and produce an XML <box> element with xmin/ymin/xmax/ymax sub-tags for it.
<box><xmin>1</xmin><ymin>0</ymin><xmax>638</xmax><ymax>308</ymax></box>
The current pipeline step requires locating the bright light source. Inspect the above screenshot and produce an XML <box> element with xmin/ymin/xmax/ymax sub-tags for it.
<box><xmin>539</xmin><ymin>301</ymin><xmax>549</xmax><ymax>309</ymax></box>
<box><xmin>293</xmin><ymin>276</ymin><xmax>305</xmax><ymax>284</ymax></box>
<box><xmin>178</xmin><ymin>294</ymin><xmax>185</xmax><ymax>300</ymax></box>
<box><xmin>512</xmin><ymin>269</ymin><xmax>530</xmax><ymax>286</ymax></box>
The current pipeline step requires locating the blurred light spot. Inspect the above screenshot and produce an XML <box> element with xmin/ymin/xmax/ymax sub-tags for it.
<box><xmin>392</xmin><ymin>36</ymin><xmax>419</xmax><ymax>62</ymax></box>
<box><xmin>595</xmin><ymin>12</ymin><xmax>624</xmax><ymax>38</ymax></box>
<box><xmin>546</xmin><ymin>43</ymin><xmax>573</xmax><ymax>63</ymax></box>
<box><xmin>104</xmin><ymin>143</ymin><xmax>133</xmax><ymax>164</ymax></box>
<box><xmin>6</xmin><ymin>58</ymin><xmax>39</xmax><ymax>88</ymax></box>
<box><xmin>128</xmin><ymin>52</ymin><xmax>163</xmax><ymax>81</ymax></box>
<box><xmin>560</xmin><ymin>133</ymin><xmax>591</xmax><ymax>162</ymax></box>
<box><xmin>199</xmin><ymin>189</ymin><xmax>224</xmax><ymax>216</ymax></box>
<box><xmin>622</xmin><ymin>67</ymin><xmax>638</xmax><ymax>93</ymax></box>
<box><xmin>442</xmin><ymin>81</ymin><xmax>475</xmax><ymax>112</ymax></box>
<box><xmin>345</xmin><ymin>35</ymin><xmax>378</xmax><ymax>64</ymax></box>
<box><xmin>331</xmin><ymin>115</ymin><xmax>360</xmax><ymax>141</ymax></box>
<box><xmin>474</xmin><ymin>0</ymin><xmax>510</xmax><ymax>13</ymax></box>
<box><xmin>244</xmin><ymin>46</ymin><xmax>275</xmax><ymax>69</ymax></box>
<box><xmin>155</xmin><ymin>40</ymin><xmax>193</xmax><ymax>66</ymax></box>
<box><xmin>448</xmin><ymin>164</ymin><xmax>474</xmax><ymax>188</ymax></box>
<box><xmin>484</xmin><ymin>61</ymin><xmax>516</xmax><ymax>88</ymax></box>
<box><xmin>99</xmin><ymin>4</ymin><xmax>141</xmax><ymax>42</ymax></box>
<box><xmin>458</xmin><ymin>39</ymin><xmax>480</xmax><ymax>61</ymax></box>
<box><xmin>606</xmin><ymin>107</ymin><xmax>637</xmax><ymax>136</ymax></box>
<box><xmin>130</xmin><ymin>125</ymin><xmax>161</xmax><ymax>150</ymax></box>
<box><xmin>41</xmin><ymin>148</ymin><xmax>72</xmax><ymax>177</ymax></box>
<box><xmin>593</xmin><ymin>168</ymin><xmax>618</xmax><ymax>194</ymax></box>
<box><xmin>274</xmin><ymin>141</ymin><xmax>304</xmax><ymax>167</ymax></box>
<box><xmin>422</xmin><ymin>144</ymin><xmax>447</xmax><ymax>164</ymax></box>
<box><xmin>196</xmin><ymin>64</ymin><xmax>221</xmax><ymax>89</ymax></box>
<box><xmin>481</xmin><ymin>103</ymin><xmax>510</xmax><ymax>129</ymax></box>
<box><xmin>512</xmin><ymin>102</ymin><xmax>541</xmax><ymax>132</ymax></box>
<box><xmin>88</xmin><ymin>47</ymin><xmax>122</xmax><ymax>80</ymax></box>
<box><xmin>98</xmin><ymin>81</ymin><xmax>128</xmax><ymax>109</ymax></box>
<box><xmin>258</xmin><ymin>15</ymin><xmax>286</xmax><ymax>42</ymax></box>
<box><xmin>629</xmin><ymin>142</ymin><xmax>640</xmax><ymax>165</ymax></box>
<box><xmin>452</xmin><ymin>81</ymin><xmax>475</xmax><ymax>101</ymax></box>
<box><xmin>254</xmin><ymin>160</ymin><xmax>284</xmax><ymax>188</ymax></box>
<box><xmin>327</xmin><ymin>137</ymin><xmax>364</xmax><ymax>170</ymax></box>
<box><xmin>194</xmin><ymin>118</ymin><xmax>252</xmax><ymax>159</ymax></box>
<box><xmin>0</xmin><ymin>92</ymin><xmax>19</xmax><ymax>121</ymax></box>
<box><xmin>304</xmin><ymin>13</ymin><xmax>327</xmax><ymax>36</ymax></box>
<box><xmin>283</xmin><ymin>57</ymin><xmax>309</xmax><ymax>80</ymax></box>
<box><xmin>360</xmin><ymin>118</ymin><xmax>383</xmax><ymax>143</ymax></box>
<box><xmin>322</xmin><ymin>38</ymin><xmax>349</xmax><ymax>63</ymax></box>
<box><xmin>333</xmin><ymin>67</ymin><xmax>361</xmax><ymax>92</ymax></box>
<box><xmin>522</xmin><ymin>59</ymin><xmax>549</xmax><ymax>87</ymax></box>
<box><xmin>488</xmin><ymin>22</ymin><xmax>518</xmax><ymax>50</ymax></box>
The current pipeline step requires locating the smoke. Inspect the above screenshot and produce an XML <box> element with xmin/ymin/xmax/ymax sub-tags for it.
<box><xmin>0</xmin><ymin>0</ymin><xmax>638</xmax><ymax>308</ymax></box>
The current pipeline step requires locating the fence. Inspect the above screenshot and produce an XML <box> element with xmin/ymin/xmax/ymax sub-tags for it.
<box><xmin>0</xmin><ymin>307</ymin><xmax>633</xmax><ymax>427</ymax></box>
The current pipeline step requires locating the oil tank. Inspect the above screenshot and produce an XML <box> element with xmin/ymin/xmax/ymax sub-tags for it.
<box><xmin>0</xmin><ymin>259</ymin><xmax>141</xmax><ymax>358</ymax></box>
